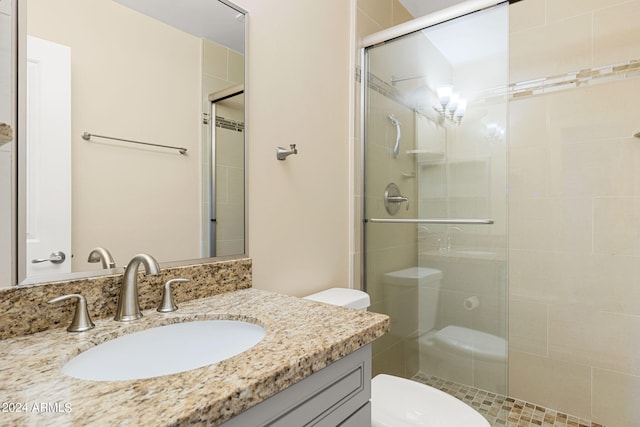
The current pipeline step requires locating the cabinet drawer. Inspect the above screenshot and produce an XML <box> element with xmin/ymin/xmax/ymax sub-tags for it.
<box><xmin>339</xmin><ymin>402</ymin><xmax>371</xmax><ymax>427</ymax></box>
<box><xmin>220</xmin><ymin>344</ymin><xmax>372</xmax><ymax>427</ymax></box>
<box><xmin>270</xmin><ymin>360</ymin><xmax>365</xmax><ymax>426</ymax></box>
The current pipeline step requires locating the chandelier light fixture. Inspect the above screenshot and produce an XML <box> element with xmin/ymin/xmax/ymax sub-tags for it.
<box><xmin>434</xmin><ymin>86</ymin><xmax>467</xmax><ymax>125</ymax></box>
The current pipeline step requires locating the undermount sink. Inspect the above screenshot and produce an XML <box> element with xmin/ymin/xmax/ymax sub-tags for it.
<box><xmin>62</xmin><ymin>320</ymin><xmax>266</xmax><ymax>381</ymax></box>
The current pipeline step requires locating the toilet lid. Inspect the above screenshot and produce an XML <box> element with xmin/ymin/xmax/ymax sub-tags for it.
<box><xmin>371</xmin><ymin>374</ymin><xmax>490</xmax><ymax>427</ymax></box>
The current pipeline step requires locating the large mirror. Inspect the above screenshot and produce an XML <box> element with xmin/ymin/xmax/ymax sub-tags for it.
<box><xmin>0</xmin><ymin>0</ymin><xmax>247</xmax><ymax>287</ymax></box>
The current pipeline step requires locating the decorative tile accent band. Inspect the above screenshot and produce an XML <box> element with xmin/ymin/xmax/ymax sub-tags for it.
<box><xmin>359</xmin><ymin>58</ymin><xmax>640</xmax><ymax>107</ymax></box>
<box><xmin>495</xmin><ymin>59</ymin><xmax>640</xmax><ymax>100</ymax></box>
<box><xmin>357</xmin><ymin>66</ymin><xmax>408</xmax><ymax>108</ymax></box>
<box><xmin>216</xmin><ymin>116</ymin><xmax>245</xmax><ymax>132</ymax></box>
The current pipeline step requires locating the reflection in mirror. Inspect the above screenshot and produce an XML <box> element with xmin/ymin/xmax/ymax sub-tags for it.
<box><xmin>0</xmin><ymin>0</ymin><xmax>17</xmax><ymax>288</ymax></box>
<box><xmin>0</xmin><ymin>0</ymin><xmax>246</xmax><ymax>287</ymax></box>
<box><xmin>207</xmin><ymin>86</ymin><xmax>245</xmax><ymax>257</ymax></box>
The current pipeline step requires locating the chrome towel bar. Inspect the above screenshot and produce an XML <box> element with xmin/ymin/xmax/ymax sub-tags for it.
<box><xmin>82</xmin><ymin>132</ymin><xmax>187</xmax><ymax>155</ymax></box>
<box><xmin>366</xmin><ymin>218</ymin><xmax>494</xmax><ymax>225</ymax></box>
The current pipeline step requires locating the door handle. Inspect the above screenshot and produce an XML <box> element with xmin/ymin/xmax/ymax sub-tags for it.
<box><xmin>32</xmin><ymin>251</ymin><xmax>66</xmax><ymax>264</ymax></box>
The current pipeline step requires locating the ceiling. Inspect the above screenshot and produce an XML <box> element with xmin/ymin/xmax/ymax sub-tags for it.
<box><xmin>113</xmin><ymin>0</ymin><xmax>245</xmax><ymax>53</ymax></box>
<box><xmin>112</xmin><ymin>0</ymin><xmax>503</xmax><ymax>66</ymax></box>
<box><xmin>399</xmin><ymin>0</ymin><xmax>507</xmax><ymax>66</ymax></box>
<box><xmin>399</xmin><ymin>0</ymin><xmax>468</xmax><ymax>17</ymax></box>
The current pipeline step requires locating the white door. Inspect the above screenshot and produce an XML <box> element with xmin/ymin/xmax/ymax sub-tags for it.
<box><xmin>25</xmin><ymin>36</ymin><xmax>72</xmax><ymax>278</ymax></box>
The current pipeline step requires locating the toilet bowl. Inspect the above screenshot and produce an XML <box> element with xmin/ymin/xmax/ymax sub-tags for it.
<box><xmin>371</xmin><ymin>374</ymin><xmax>490</xmax><ymax>427</ymax></box>
<box><xmin>304</xmin><ymin>288</ymin><xmax>490</xmax><ymax>427</ymax></box>
<box><xmin>423</xmin><ymin>325</ymin><xmax>506</xmax><ymax>363</ymax></box>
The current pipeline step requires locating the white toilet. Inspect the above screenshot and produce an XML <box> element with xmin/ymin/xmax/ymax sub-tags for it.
<box><xmin>382</xmin><ymin>267</ymin><xmax>443</xmax><ymax>338</ymax></box>
<box><xmin>383</xmin><ymin>267</ymin><xmax>507</xmax><ymax>392</ymax></box>
<box><xmin>304</xmin><ymin>288</ymin><xmax>490</xmax><ymax>427</ymax></box>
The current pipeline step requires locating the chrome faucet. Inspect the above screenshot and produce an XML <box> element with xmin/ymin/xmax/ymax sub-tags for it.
<box><xmin>276</xmin><ymin>144</ymin><xmax>298</xmax><ymax>160</ymax></box>
<box><xmin>114</xmin><ymin>253</ymin><xmax>160</xmax><ymax>322</ymax></box>
<box><xmin>87</xmin><ymin>247</ymin><xmax>116</xmax><ymax>269</ymax></box>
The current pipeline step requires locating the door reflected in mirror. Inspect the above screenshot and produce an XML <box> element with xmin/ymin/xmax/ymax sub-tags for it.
<box><xmin>1</xmin><ymin>0</ymin><xmax>246</xmax><ymax>287</ymax></box>
<box><xmin>208</xmin><ymin>88</ymin><xmax>245</xmax><ymax>257</ymax></box>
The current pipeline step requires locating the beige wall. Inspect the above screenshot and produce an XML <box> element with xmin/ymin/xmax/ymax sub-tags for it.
<box><xmin>233</xmin><ymin>0</ymin><xmax>353</xmax><ymax>296</ymax></box>
<box><xmin>27</xmin><ymin>0</ymin><xmax>202</xmax><ymax>271</ymax></box>
<box><xmin>508</xmin><ymin>0</ymin><xmax>640</xmax><ymax>425</ymax></box>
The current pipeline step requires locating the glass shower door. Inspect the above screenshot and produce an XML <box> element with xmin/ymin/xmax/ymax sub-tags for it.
<box><xmin>363</xmin><ymin>3</ymin><xmax>508</xmax><ymax>394</ymax></box>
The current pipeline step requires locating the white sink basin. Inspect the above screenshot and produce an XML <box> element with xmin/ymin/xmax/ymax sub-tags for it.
<box><xmin>63</xmin><ymin>320</ymin><xmax>266</xmax><ymax>381</ymax></box>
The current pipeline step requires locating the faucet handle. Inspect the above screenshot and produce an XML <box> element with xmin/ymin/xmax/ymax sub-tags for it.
<box><xmin>47</xmin><ymin>294</ymin><xmax>95</xmax><ymax>332</ymax></box>
<box><xmin>157</xmin><ymin>278</ymin><xmax>190</xmax><ymax>313</ymax></box>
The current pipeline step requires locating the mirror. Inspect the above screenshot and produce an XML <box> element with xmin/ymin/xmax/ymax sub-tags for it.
<box><xmin>0</xmin><ymin>0</ymin><xmax>247</xmax><ymax>287</ymax></box>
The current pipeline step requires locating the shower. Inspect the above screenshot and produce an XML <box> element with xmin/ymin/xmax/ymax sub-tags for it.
<box><xmin>360</xmin><ymin>0</ymin><xmax>640</xmax><ymax>425</ymax></box>
<box><xmin>361</xmin><ymin>0</ymin><xmax>508</xmax><ymax>395</ymax></box>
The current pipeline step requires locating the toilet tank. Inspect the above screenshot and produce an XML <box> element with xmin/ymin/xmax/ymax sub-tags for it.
<box><xmin>383</xmin><ymin>267</ymin><xmax>443</xmax><ymax>288</ymax></box>
<box><xmin>383</xmin><ymin>267</ymin><xmax>443</xmax><ymax>335</ymax></box>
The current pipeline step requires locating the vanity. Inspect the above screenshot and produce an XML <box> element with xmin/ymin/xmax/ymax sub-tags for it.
<box><xmin>0</xmin><ymin>258</ymin><xmax>389</xmax><ymax>426</ymax></box>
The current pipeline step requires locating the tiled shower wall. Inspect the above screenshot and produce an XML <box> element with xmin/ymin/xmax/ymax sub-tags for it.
<box><xmin>356</xmin><ymin>0</ymin><xmax>640</xmax><ymax>426</ymax></box>
<box><xmin>508</xmin><ymin>1</ymin><xmax>640</xmax><ymax>425</ymax></box>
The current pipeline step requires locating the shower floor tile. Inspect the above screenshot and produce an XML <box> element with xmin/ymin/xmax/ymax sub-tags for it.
<box><xmin>411</xmin><ymin>373</ymin><xmax>606</xmax><ymax>427</ymax></box>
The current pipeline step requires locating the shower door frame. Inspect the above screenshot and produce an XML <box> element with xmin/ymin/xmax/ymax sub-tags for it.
<box><xmin>207</xmin><ymin>84</ymin><xmax>245</xmax><ymax>258</ymax></box>
<box><xmin>358</xmin><ymin>0</ymin><xmax>508</xmax><ymax>290</ymax></box>
<box><xmin>358</xmin><ymin>0</ymin><xmax>510</xmax><ymax>391</ymax></box>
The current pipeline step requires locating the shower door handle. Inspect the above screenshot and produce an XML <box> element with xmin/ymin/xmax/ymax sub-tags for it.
<box><xmin>389</xmin><ymin>114</ymin><xmax>401</xmax><ymax>158</ymax></box>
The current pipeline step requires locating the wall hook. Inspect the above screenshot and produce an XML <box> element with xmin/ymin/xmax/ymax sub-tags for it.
<box><xmin>276</xmin><ymin>144</ymin><xmax>298</xmax><ymax>160</ymax></box>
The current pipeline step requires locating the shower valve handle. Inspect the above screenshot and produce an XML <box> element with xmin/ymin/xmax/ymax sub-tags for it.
<box><xmin>387</xmin><ymin>195</ymin><xmax>410</xmax><ymax>210</ymax></box>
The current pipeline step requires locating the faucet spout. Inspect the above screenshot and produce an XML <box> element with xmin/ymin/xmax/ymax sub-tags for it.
<box><xmin>276</xmin><ymin>144</ymin><xmax>298</xmax><ymax>160</ymax></box>
<box><xmin>87</xmin><ymin>247</ymin><xmax>116</xmax><ymax>269</ymax></box>
<box><xmin>114</xmin><ymin>253</ymin><xmax>160</xmax><ymax>322</ymax></box>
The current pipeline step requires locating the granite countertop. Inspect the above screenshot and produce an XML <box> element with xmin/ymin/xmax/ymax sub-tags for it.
<box><xmin>0</xmin><ymin>288</ymin><xmax>389</xmax><ymax>426</ymax></box>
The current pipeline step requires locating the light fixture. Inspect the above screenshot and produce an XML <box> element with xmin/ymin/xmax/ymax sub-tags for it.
<box><xmin>434</xmin><ymin>86</ymin><xmax>466</xmax><ymax>125</ymax></box>
<box><xmin>437</xmin><ymin>86</ymin><xmax>452</xmax><ymax>108</ymax></box>
<box><xmin>487</xmin><ymin>123</ymin><xmax>505</xmax><ymax>139</ymax></box>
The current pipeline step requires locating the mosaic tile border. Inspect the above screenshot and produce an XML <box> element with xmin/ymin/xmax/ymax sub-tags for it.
<box><xmin>358</xmin><ymin>58</ymin><xmax>640</xmax><ymax>109</ymax></box>
<box><xmin>216</xmin><ymin>115</ymin><xmax>244</xmax><ymax>132</ymax></box>
<box><xmin>412</xmin><ymin>373</ymin><xmax>605</xmax><ymax>427</ymax></box>
<box><xmin>496</xmin><ymin>59</ymin><xmax>640</xmax><ymax>100</ymax></box>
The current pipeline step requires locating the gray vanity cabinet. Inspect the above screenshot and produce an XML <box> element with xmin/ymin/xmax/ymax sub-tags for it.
<box><xmin>220</xmin><ymin>344</ymin><xmax>372</xmax><ymax>427</ymax></box>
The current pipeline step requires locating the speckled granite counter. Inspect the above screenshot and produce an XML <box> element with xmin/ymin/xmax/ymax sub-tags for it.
<box><xmin>0</xmin><ymin>288</ymin><xmax>389</xmax><ymax>426</ymax></box>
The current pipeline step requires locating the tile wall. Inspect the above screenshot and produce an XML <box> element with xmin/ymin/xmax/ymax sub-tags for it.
<box><xmin>508</xmin><ymin>1</ymin><xmax>640</xmax><ymax>425</ymax></box>
<box><xmin>356</xmin><ymin>0</ymin><xmax>640</xmax><ymax>425</ymax></box>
